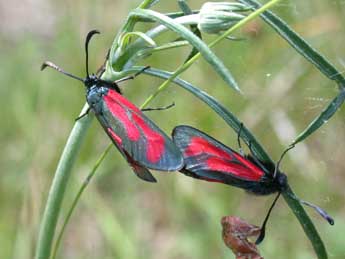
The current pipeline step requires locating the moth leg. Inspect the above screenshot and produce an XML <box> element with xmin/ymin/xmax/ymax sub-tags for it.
<box><xmin>142</xmin><ymin>102</ymin><xmax>175</xmax><ymax>112</ymax></box>
<box><xmin>237</xmin><ymin>123</ymin><xmax>244</xmax><ymax>156</ymax></box>
<box><xmin>75</xmin><ymin>107</ymin><xmax>91</xmax><ymax>121</ymax></box>
<box><xmin>96</xmin><ymin>49</ymin><xmax>110</xmax><ymax>77</ymax></box>
<box><xmin>115</xmin><ymin>66</ymin><xmax>150</xmax><ymax>84</ymax></box>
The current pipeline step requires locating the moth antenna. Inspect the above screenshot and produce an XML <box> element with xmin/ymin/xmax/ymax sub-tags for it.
<box><xmin>41</xmin><ymin>61</ymin><xmax>84</xmax><ymax>82</ymax></box>
<box><xmin>85</xmin><ymin>30</ymin><xmax>100</xmax><ymax>77</ymax></box>
<box><xmin>141</xmin><ymin>102</ymin><xmax>175</xmax><ymax>112</ymax></box>
<box><xmin>300</xmin><ymin>200</ymin><xmax>334</xmax><ymax>225</ymax></box>
<box><xmin>274</xmin><ymin>144</ymin><xmax>295</xmax><ymax>178</ymax></box>
<box><xmin>286</xmin><ymin>191</ymin><xmax>334</xmax><ymax>225</ymax></box>
<box><xmin>255</xmin><ymin>192</ymin><xmax>281</xmax><ymax>245</ymax></box>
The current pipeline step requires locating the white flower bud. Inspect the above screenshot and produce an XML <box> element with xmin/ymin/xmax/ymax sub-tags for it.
<box><xmin>198</xmin><ymin>2</ymin><xmax>248</xmax><ymax>34</ymax></box>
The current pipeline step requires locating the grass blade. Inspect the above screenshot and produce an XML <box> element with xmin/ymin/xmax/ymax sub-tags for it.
<box><xmin>51</xmin><ymin>145</ymin><xmax>112</xmax><ymax>259</ymax></box>
<box><xmin>239</xmin><ymin>0</ymin><xmax>345</xmax><ymax>88</ymax></box>
<box><xmin>292</xmin><ymin>89</ymin><xmax>345</xmax><ymax>145</ymax></box>
<box><xmin>35</xmin><ymin>105</ymin><xmax>92</xmax><ymax>259</ymax></box>
<box><xmin>177</xmin><ymin>0</ymin><xmax>202</xmax><ymax>63</ymax></box>
<box><xmin>130</xmin><ymin>8</ymin><xmax>240</xmax><ymax>92</ymax></box>
<box><xmin>282</xmin><ymin>186</ymin><xmax>328</xmax><ymax>259</ymax></box>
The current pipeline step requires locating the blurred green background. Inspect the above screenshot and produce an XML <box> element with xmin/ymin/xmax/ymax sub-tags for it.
<box><xmin>1</xmin><ymin>0</ymin><xmax>344</xmax><ymax>258</ymax></box>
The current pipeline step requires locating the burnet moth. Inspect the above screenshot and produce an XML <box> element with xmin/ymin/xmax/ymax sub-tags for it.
<box><xmin>41</xmin><ymin>30</ymin><xmax>184</xmax><ymax>182</ymax></box>
<box><xmin>172</xmin><ymin>125</ymin><xmax>334</xmax><ymax>244</ymax></box>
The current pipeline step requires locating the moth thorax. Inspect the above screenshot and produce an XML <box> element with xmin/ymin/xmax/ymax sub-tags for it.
<box><xmin>86</xmin><ymin>85</ymin><xmax>107</xmax><ymax>109</ymax></box>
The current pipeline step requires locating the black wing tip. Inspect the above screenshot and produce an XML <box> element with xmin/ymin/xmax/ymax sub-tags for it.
<box><xmin>137</xmin><ymin>172</ymin><xmax>157</xmax><ymax>183</ymax></box>
<box><xmin>132</xmin><ymin>166</ymin><xmax>158</xmax><ymax>183</ymax></box>
<box><xmin>141</xmin><ymin>175</ymin><xmax>157</xmax><ymax>183</ymax></box>
<box><xmin>137</xmin><ymin>175</ymin><xmax>157</xmax><ymax>183</ymax></box>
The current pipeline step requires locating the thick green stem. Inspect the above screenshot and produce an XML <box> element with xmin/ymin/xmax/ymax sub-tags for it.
<box><xmin>51</xmin><ymin>144</ymin><xmax>112</xmax><ymax>259</ymax></box>
<box><xmin>35</xmin><ymin>104</ymin><xmax>92</xmax><ymax>259</ymax></box>
<box><xmin>282</xmin><ymin>185</ymin><xmax>328</xmax><ymax>259</ymax></box>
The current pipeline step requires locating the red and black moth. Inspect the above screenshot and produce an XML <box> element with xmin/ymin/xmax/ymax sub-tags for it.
<box><xmin>41</xmin><ymin>30</ymin><xmax>184</xmax><ymax>182</ymax></box>
<box><xmin>172</xmin><ymin>125</ymin><xmax>334</xmax><ymax>244</ymax></box>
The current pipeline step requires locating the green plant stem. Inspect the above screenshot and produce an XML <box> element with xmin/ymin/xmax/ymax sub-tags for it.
<box><xmin>51</xmin><ymin>144</ymin><xmax>112</xmax><ymax>259</ymax></box>
<box><xmin>106</xmin><ymin>0</ymin><xmax>155</xmax><ymax>78</ymax></box>
<box><xmin>137</xmin><ymin>0</ymin><xmax>156</xmax><ymax>9</ymax></box>
<box><xmin>35</xmin><ymin>104</ymin><xmax>92</xmax><ymax>259</ymax></box>
<box><xmin>282</xmin><ymin>185</ymin><xmax>327</xmax><ymax>259</ymax></box>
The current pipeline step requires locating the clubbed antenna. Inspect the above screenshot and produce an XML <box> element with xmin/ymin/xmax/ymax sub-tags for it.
<box><xmin>300</xmin><ymin>200</ymin><xmax>334</xmax><ymax>225</ymax></box>
<box><xmin>41</xmin><ymin>61</ymin><xmax>84</xmax><ymax>82</ymax></box>
<box><xmin>85</xmin><ymin>30</ymin><xmax>100</xmax><ymax>77</ymax></box>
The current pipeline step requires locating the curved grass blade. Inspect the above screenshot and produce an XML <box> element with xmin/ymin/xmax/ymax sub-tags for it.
<box><xmin>125</xmin><ymin>10</ymin><xmax>199</xmax><ymax>24</ymax></box>
<box><xmin>141</xmin><ymin>40</ymin><xmax>189</xmax><ymax>53</ymax></box>
<box><xmin>131</xmin><ymin>41</ymin><xmax>190</xmax><ymax>64</ymax></box>
<box><xmin>282</xmin><ymin>186</ymin><xmax>328</xmax><ymax>259</ymax></box>
<box><xmin>143</xmin><ymin>67</ymin><xmax>272</xmax><ymax>163</ymax></box>
<box><xmin>238</xmin><ymin>0</ymin><xmax>345</xmax><ymax>88</ymax></box>
<box><xmin>113</xmin><ymin>0</ymin><xmax>280</xmax><ymax>88</ymax></box>
<box><xmin>129</xmin><ymin>8</ymin><xmax>240</xmax><ymax>92</ymax></box>
<box><xmin>138</xmin><ymin>0</ymin><xmax>160</xmax><ymax>9</ymax></box>
<box><xmin>108</xmin><ymin>0</ymin><xmax>161</xmax><ymax>71</ymax></box>
<box><xmin>292</xmin><ymin>89</ymin><xmax>345</xmax><ymax>145</ymax></box>
<box><xmin>35</xmin><ymin>104</ymin><xmax>93</xmax><ymax>259</ymax></box>
<box><xmin>177</xmin><ymin>0</ymin><xmax>202</xmax><ymax>63</ymax></box>
<box><xmin>51</xmin><ymin>145</ymin><xmax>112</xmax><ymax>259</ymax></box>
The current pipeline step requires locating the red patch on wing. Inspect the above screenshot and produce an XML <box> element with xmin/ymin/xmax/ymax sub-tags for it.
<box><xmin>104</xmin><ymin>90</ymin><xmax>141</xmax><ymax>141</ymax></box>
<box><xmin>104</xmin><ymin>89</ymin><xmax>165</xmax><ymax>164</ymax></box>
<box><xmin>132</xmin><ymin>113</ymin><xmax>165</xmax><ymax>163</ymax></box>
<box><xmin>206</xmin><ymin>156</ymin><xmax>263</xmax><ymax>181</ymax></box>
<box><xmin>107</xmin><ymin>128</ymin><xmax>123</xmax><ymax>146</ymax></box>
<box><xmin>107</xmin><ymin>89</ymin><xmax>142</xmax><ymax>113</ymax></box>
<box><xmin>185</xmin><ymin>136</ymin><xmax>232</xmax><ymax>159</ymax></box>
<box><xmin>186</xmin><ymin>136</ymin><xmax>263</xmax><ymax>181</ymax></box>
<box><xmin>230</xmin><ymin>152</ymin><xmax>264</xmax><ymax>181</ymax></box>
